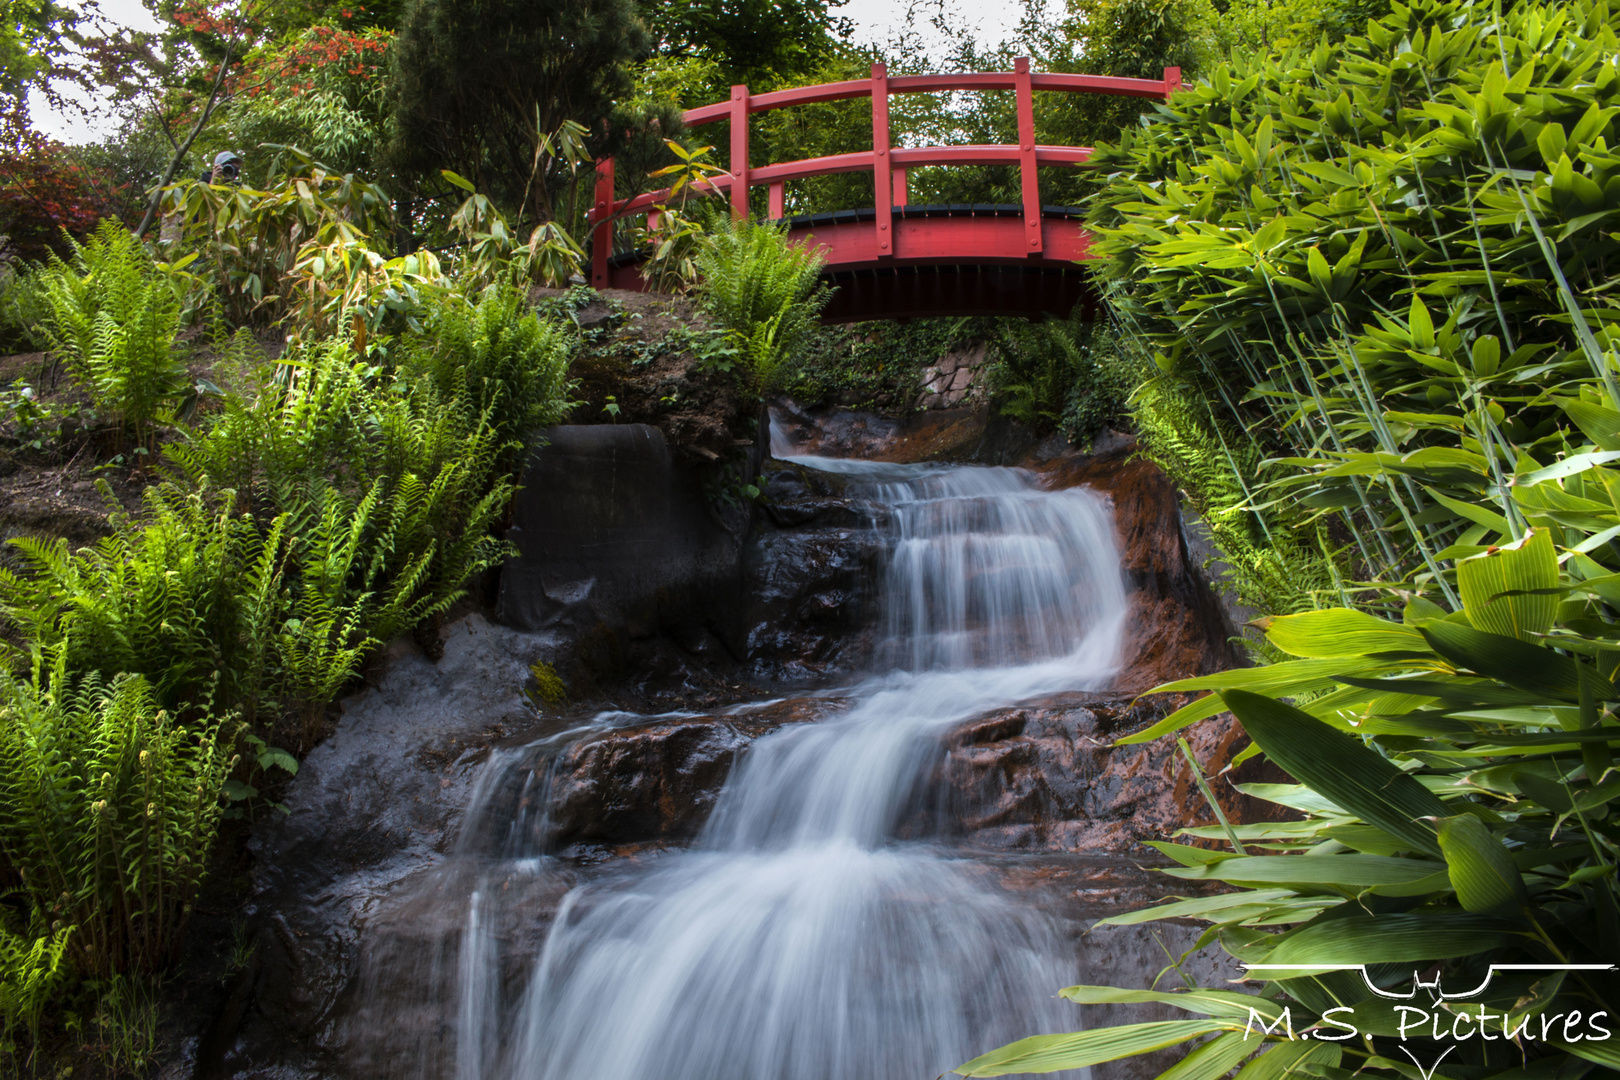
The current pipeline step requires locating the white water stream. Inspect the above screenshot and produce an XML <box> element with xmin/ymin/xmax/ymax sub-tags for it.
<box><xmin>415</xmin><ymin>449</ymin><xmax>1128</xmax><ymax>1080</ymax></box>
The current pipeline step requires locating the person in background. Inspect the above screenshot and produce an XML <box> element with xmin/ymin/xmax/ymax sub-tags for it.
<box><xmin>203</xmin><ymin>150</ymin><xmax>244</xmax><ymax>185</ymax></box>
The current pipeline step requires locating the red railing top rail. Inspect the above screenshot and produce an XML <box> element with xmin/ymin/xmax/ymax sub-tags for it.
<box><xmin>588</xmin><ymin>58</ymin><xmax>1182</xmax><ymax>287</ymax></box>
<box><xmin>680</xmin><ymin>69</ymin><xmax>1180</xmax><ymax>126</ymax></box>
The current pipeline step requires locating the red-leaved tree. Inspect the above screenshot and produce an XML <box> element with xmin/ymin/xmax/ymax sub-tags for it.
<box><xmin>0</xmin><ymin>139</ymin><xmax>129</xmax><ymax>263</ymax></box>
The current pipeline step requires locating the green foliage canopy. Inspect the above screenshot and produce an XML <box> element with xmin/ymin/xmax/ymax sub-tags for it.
<box><xmin>386</xmin><ymin>0</ymin><xmax>672</xmax><ymax>224</ymax></box>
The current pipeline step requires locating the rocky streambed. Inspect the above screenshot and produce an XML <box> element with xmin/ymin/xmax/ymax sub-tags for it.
<box><xmin>181</xmin><ymin>406</ymin><xmax>1271</xmax><ymax>1080</ymax></box>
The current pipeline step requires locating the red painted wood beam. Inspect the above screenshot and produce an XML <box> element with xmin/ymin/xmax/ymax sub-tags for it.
<box><xmin>598</xmin><ymin>143</ymin><xmax>1099</xmax><ymax>219</ymax></box>
<box><xmin>790</xmin><ymin>214</ymin><xmax>1094</xmax><ymax>271</ymax></box>
<box><xmin>871</xmin><ymin>63</ymin><xmax>893</xmax><ymax>258</ymax></box>
<box><xmin>729</xmin><ymin>84</ymin><xmax>750</xmax><ymax>220</ymax></box>
<box><xmin>1014</xmin><ymin>57</ymin><xmax>1041</xmax><ymax>256</ymax></box>
<box><xmin>679</xmin><ymin>68</ymin><xmax>1173</xmax><ymax>126</ymax></box>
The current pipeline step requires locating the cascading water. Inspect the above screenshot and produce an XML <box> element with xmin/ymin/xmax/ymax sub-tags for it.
<box><xmin>372</xmin><ymin>442</ymin><xmax>1129</xmax><ymax>1080</ymax></box>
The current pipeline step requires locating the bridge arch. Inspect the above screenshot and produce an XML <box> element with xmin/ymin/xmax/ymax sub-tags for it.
<box><xmin>587</xmin><ymin>60</ymin><xmax>1179</xmax><ymax>322</ymax></box>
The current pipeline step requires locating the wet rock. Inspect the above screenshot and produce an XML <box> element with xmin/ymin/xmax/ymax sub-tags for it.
<box><xmin>497</xmin><ymin>424</ymin><xmax>750</xmax><ymax>679</ymax></box>
<box><xmin>768</xmin><ymin>405</ymin><xmax>1235</xmax><ymax>691</ymax></box>
<box><xmin>216</xmin><ymin>614</ymin><xmax>561</xmax><ymax>1079</ymax></box>
<box><xmin>546</xmin><ymin>697</ymin><xmax>827</xmax><ymax>849</ymax></box>
<box><xmin>1033</xmin><ymin>446</ymin><xmax>1239</xmax><ymax>690</ymax></box>
<box><xmin>742</xmin><ymin>463</ymin><xmax>883</xmax><ymax>682</ymax></box>
<box><xmin>547</xmin><ymin>720</ymin><xmax>754</xmax><ymax>846</ymax></box>
<box><xmin>916</xmin><ymin>694</ymin><xmax>1292</xmax><ymax>854</ymax></box>
<box><xmin>774</xmin><ymin>399</ymin><xmax>995</xmax><ymax>462</ymax></box>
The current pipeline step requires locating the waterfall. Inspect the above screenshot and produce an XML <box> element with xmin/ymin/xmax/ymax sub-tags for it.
<box><xmin>399</xmin><ymin>450</ymin><xmax>1128</xmax><ymax>1080</ymax></box>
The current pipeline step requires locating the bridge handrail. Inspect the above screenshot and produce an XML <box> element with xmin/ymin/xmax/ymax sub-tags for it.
<box><xmin>589</xmin><ymin>58</ymin><xmax>1179</xmax><ymax>287</ymax></box>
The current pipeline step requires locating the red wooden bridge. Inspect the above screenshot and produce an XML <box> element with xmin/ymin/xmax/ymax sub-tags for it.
<box><xmin>588</xmin><ymin>59</ymin><xmax>1179</xmax><ymax>322</ymax></box>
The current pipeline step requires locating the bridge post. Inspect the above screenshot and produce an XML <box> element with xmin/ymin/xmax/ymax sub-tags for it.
<box><xmin>894</xmin><ymin>168</ymin><xmax>907</xmax><ymax>207</ymax></box>
<box><xmin>1014</xmin><ymin>57</ymin><xmax>1042</xmax><ymax>256</ymax></box>
<box><xmin>1164</xmin><ymin>66</ymin><xmax>1182</xmax><ymax>98</ymax></box>
<box><xmin>871</xmin><ymin>62</ymin><xmax>892</xmax><ymax>258</ymax></box>
<box><xmin>591</xmin><ymin>157</ymin><xmax>613</xmax><ymax>288</ymax></box>
<box><xmin>730</xmin><ymin>85</ymin><xmax>750</xmax><ymax>220</ymax></box>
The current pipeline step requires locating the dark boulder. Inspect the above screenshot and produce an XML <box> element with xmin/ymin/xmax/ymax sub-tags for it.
<box><xmin>496</xmin><ymin>424</ymin><xmax>754</xmax><ymax>680</ymax></box>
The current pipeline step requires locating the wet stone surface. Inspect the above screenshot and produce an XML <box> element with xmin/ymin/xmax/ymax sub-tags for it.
<box><xmin>741</xmin><ymin>463</ymin><xmax>882</xmax><ymax>684</ymax></box>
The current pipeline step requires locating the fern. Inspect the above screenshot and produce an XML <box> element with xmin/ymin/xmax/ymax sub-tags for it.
<box><xmin>0</xmin><ymin>655</ymin><xmax>232</xmax><ymax>978</ymax></box>
<box><xmin>37</xmin><ymin>220</ymin><xmax>187</xmax><ymax>446</ymax></box>
<box><xmin>696</xmin><ymin>218</ymin><xmax>831</xmax><ymax>392</ymax></box>
<box><xmin>0</xmin><ymin>920</ymin><xmax>72</xmax><ymax>1066</ymax></box>
<box><xmin>407</xmin><ymin>282</ymin><xmax>576</xmax><ymax>458</ymax></box>
<box><xmin>0</xmin><ymin>484</ymin><xmax>286</xmax><ymax>717</ymax></box>
<box><xmin>1132</xmin><ymin>374</ymin><xmax>1342</xmax><ymax>626</ymax></box>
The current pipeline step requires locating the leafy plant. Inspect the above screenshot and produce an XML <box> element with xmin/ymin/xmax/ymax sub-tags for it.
<box><xmin>0</xmin><ymin>484</ymin><xmax>285</xmax><ymax>722</ymax></box>
<box><xmin>0</xmin><ymin>656</ymin><xmax>233</xmax><ymax>979</ymax></box>
<box><xmin>286</xmin><ymin>237</ymin><xmax>447</xmax><ymax>352</ymax></box>
<box><xmin>988</xmin><ymin>313</ymin><xmax>1142</xmax><ymax>447</ymax></box>
<box><xmin>159</xmin><ymin>150</ymin><xmax>395</xmax><ymax>325</ymax></box>
<box><xmin>441</xmin><ymin>167</ymin><xmax>587</xmax><ymax>292</ymax></box>
<box><xmin>1083</xmin><ymin>0</ymin><xmax>1620</xmax><ymax>590</ymax></box>
<box><xmin>637</xmin><ymin>140</ymin><xmax>730</xmax><ymax>293</ymax></box>
<box><xmin>696</xmin><ymin>217</ymin><xmax>831</xmax><ymax>393</ymax></box>
<box><xmin>962</xmin><ymin>527</ymin><xmax>1620</xmax><ymax>1077</ymax></box>
<box><xmin>37</xmin><ymin>220</ymin><xmax>188</xmax><ymax>447</ymax></box>
<box><xmin>0</xmin><ymin>261</ymin><xmax>51</xmax><ymax>353</ymax></box>
<box><xmin>784</xmin><ymin>317</ymin><xmax>983</xmax><ymax>411</ymax></box>
<box><xmin>406</xmin><ymin>281</ymin><xmax>576</xmax><ymax>456</ymax></box>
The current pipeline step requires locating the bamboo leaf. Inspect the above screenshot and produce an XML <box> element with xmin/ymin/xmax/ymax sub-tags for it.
<box><xmin>1164</xmin><ymin>853</ymin><xmax>1446</xmax><ymax>889</ymax></box>
<box><xmin>1234</xmin><ymin>1040</ymin><xmax>1340</xmax><ymax>1080</ymax></box>
<box><xmin>1435</xmin><ymin>813</ymin><xmax>1529</xmax><ymax>918</ymax></box>
<box><xmin>954</xmin><ymin>1021</ymin><xmax>1233</xmax><ymax>1077</ymax></box>
<box><xmin>1093</xmin><ymin>889</ymin><xmax>1302</xmax><ymax>927</ymax></box>
<box><xmin>1421</xmin><ymin>621</ymin><xmax>1600</xmax><ymax>699</ymax></box>
<box><xmin>1152</xmin><ymin>1032</ymin><xmax>1257</xmax><ymax>1080</ymax></box>
<box><xmin>1059</xmin><ymin>985</ymin><xmax>1281</xmax><ymax>1021</ymax></box>
<box><xmin>1422</xmin><ymin>486</ymin><xmax>1511</xmax><ymax>535</ymax></box>
<box><xmin>1221</xmin><ymin>690</ymin><xmax>1449</xmax><ymax>857</ymax></box>
<box><xmin>1256</xmin><ymin>609</ymin><xmax>1427</xmax><ymax>658</ymax></box>
<box><xmin>1457</xmin><ymin>528</ymin><xmax>1560</xmax><ymax>640</ymax></box>
<box><xmin>1259</xmin><ymin>913</ymin><xmax>1518</xmax><ymax>968</ymax></box>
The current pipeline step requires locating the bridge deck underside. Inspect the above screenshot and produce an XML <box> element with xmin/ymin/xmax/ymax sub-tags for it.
<box><xmin>602</xmin><ymin>206</ymin><xmax>1099</xmax><ymax>322</ymax></box>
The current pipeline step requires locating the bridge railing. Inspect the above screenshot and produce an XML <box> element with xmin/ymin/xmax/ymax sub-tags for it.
<box><xmin>587</xmin><ymin>58</ymin><xmax>1180</xmax><ymax>287</ymax></box>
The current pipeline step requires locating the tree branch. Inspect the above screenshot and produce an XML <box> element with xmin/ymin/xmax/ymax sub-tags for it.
<box><xmin>133</xmin><ymin>50</ymin><xmax>233</xmax><ymax>238</ymax></box>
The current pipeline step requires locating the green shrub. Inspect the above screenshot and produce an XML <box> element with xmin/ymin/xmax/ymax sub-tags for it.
<box><xmin>167</xmin><ymin>338</ymin><xmax>514</xmax><ymax>629</ymax></box>
<box><xmin>1082</xmin><ymin>0</ymin><xmax>1620</xmax><ymax>586</ymax></box>
<box><xmin>988</xmin><ymin>314</ymin><xmax>1142</xmax><ymax>447</ymax></box>
<box><xmin>408</xmin><ymin>282</ymin><xmax>576</xmax><ymax>455</ymax></box>
<box><xmin>0</xmin><ymin>262</ymin><xmax>51</xmax><ymax>353</ymax></box>
<box><xmin>0</xmin><ymin>657</ymin><xmax>232</xmax><ymax>978</ymax></box>
<box><xmin>697</xmin><ymin>218</ymin><xmax>831</xmax><ymax>393</ymax></box>
<box><xmin>0</xmin><ymin>334</ymin><xmax>516</xmax><ymax>750</ymax></box>
<box><xmin>785</xmin><ymin>318</ymin><xmax>979</xmax><ymax>411</ymax></box>
<box><xmin>37</xmin><ymin>220</ymin><xmax>187</xmax><ymax>446</ymax></box>
<box><xmin>1131</xmin><ymin>374</ymin><xmax>1347</xmax><ymax>624</ymax></box>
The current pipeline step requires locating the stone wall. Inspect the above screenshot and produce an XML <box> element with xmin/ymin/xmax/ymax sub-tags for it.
<box><xmin>914</xmin><ymin>341</ymin><xmax>991</xmax><ymax>410</ymax></box>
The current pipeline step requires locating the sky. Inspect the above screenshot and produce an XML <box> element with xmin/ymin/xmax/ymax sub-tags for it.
<box><xmin>31</xmin><ymin>0</ymin><xmax>1053</xmax><ymax>144</ymax></box>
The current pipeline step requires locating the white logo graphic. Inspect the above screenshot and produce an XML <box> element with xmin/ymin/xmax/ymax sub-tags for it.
<box><xmin>1236</xmin><ymin>963</ymin><xmax>1616</xmax><ymax>1075</ymax></box>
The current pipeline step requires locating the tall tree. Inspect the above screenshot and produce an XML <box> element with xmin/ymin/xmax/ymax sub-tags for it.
<box><xmin>638</xmin><ymin>0</ymin><xmax>851</xmax><ymax>91</ymax></box>
<box><xmin>386</xmin><ymin>0</ymin><xmax>657</xmax><ymax>223</ymax></box>
<box><xmin>0</xmin><ymin>0</ymin><xmax>95</xmax><ymax>144</ymax></box>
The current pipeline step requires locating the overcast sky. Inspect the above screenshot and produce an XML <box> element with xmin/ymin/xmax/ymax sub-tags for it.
<box><xmin>32</xmin><ymin>0</ymin><xmax>1055</xmax><ymax>144</ymax></box>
